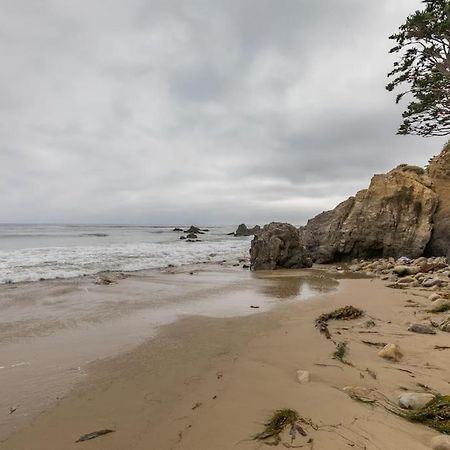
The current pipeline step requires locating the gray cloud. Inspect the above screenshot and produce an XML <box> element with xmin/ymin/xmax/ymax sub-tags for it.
<box><xmin>0</xmin><ymin>0</ymin><xmax>444</xmax><ymax>226</ymax></box>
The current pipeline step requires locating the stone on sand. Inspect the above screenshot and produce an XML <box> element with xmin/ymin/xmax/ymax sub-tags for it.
<box><xmin>430</xmin><ymin>435</ymin><xmax>450</xmax><ymax>450</ymax></box>
<box><xmin>378</xmin><ymin>343</ymin><xmax>403</xmax><ymax>362</ymax></box>
<box><xmin>429</xmin><ymin>298</ymin><xmax>450</xmax><ymax>312</ymax></box>
<box><xmin>296</xmin><ymin>370</ymin><xmax>310</xmax><ymax>384</ymax></box>
<box><xmin>408</xmin><ymin>323</ymin><xmax>436</xmax><ymax>334</ymax></box>
<box><xmin>398</xmin><ymin>392</ymin><xmax>435</xmax><ymax>410</ymax></box>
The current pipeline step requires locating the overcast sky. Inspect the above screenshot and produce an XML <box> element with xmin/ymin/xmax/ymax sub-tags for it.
<box><xmin>0</xmin><ymin>0</ymin><xmax>444</xmax><ymax>225</ymax></box>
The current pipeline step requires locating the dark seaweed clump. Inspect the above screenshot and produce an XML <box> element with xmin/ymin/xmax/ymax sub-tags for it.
<box><xmin>403</xmin><ymin>396</ymin><xmax>450</xmax><ymax>433</ymax></box>
<box><xmin>315</xmin><ymin>306</ymin><xmax>364</xmax><ymax>339</ymax></box>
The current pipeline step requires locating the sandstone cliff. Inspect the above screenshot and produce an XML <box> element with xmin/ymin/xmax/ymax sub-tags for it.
<box><xmin>426</xmin><ymin>144</ymin><xmax>450</xmax><ymax>258</ymax></box>
<box><xmin>300</xmin><ymin>165</ymin><xmax>439</xmax><ymax>263</ymax></box>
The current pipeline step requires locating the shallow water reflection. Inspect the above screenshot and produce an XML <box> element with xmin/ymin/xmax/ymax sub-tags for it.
<box><xmin>253</xmin><ymin>269</ymin><xmax>339</xmax><ymax>300</ymax></box>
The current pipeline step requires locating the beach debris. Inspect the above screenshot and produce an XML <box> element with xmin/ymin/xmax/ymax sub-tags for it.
<box><xmin>8</xmin><ymin>407</ymin><xmax>17</xmax><ymax>415</ymax></box>
<box><xmin>250</xmin><ymin>305</ymin><xmax>260</xmax><ymax>309</ymax></box>
<box><xmin>378</xmin><ymin>343</ymin><xmax>403</xmax><ymax>362</ymax></box>
<box><xmin>333</xmin><ymin>342</ymin><xmax>352</xmax><ymax>365</ymax></box>
<box><xmin>363</xmin><ymin>319</ymin><xmax>376</xmax><ymax>328</ymax></box>
<box><xmin>75</xmin><ymin>429</ymin><xmax>115</xmax><ymax>443</ymax></box>
<box><xmin>400</xmin><ymin>395</ymin><xmax>450</xmax><ymax>433</ymax></box>
<box><xmin>191</xmin><ymin>402</ymin><xmax>202</xmax><ymax>410</ymax></box>
<box><xmin>315</xmin><ymin>306</ymin><xmax>364</xmax><ymax>339</ymax></box>
<box><xmin>216</xmin><ymin>371</ymin><xmax>223</xmax><ymax>379</ymax></box>
<box><xmin>365</xmin><ymin>368</ymin><xmax>377</xmax><ymax>379</ymax></box>
<box><xmin>94</xmin><ymin>276</ymin><xmax>114</xmax><ymax>285</ymax></box>
<box><xmin>435</xmin><ymin>345</ymin><xmax>450</xmax><ymax>350</ymax></box>
<box><xmin>253</xmin><ymin>409</ymin><xmax>314</xmax><ymax>446</ymax></box>
<box><xmin>296</xmin><ymin>370</ymin><xmax>310</xmax><ymax>384</ymax></box>
<box><xmin>398</xmin><ymin>392</ymin><xmax>435</xmax><ymax>410</ymax></box>
<box><xmin>342</xmin><ymin>386</ymin><xmax>377</xmax><ymax>404</ymax></box>
<box><xmin>408</xmin><ymin>323</ymin><xmax>436</xmax><ymax>334</ymax></box>
<box><xmin>361</xmin><ymin>340</ymin><xmax>387</xmax><ymax>348</ymax></box>
<box><xmin>430</xmin><ymin>435</ymin><xmax>450</xmax><ymax>450</ymax></box>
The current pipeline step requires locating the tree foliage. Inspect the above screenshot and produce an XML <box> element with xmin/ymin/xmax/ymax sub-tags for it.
<box><xmin>387</xmin><ymin>0</ymin><xmax>450</xmax><ymax>136</ymax></box>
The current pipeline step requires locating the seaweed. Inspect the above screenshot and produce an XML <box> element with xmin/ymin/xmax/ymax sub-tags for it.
<box><xmin>315</xmin><ymin>306</ymin><xmax>364</xmax><ymax>339</ymax></box>
<box><xmin>401</xmin><ymin>395</ymin><xmax>450</xmax><ymax>433</ymax></box>
<box><xmin>75</xmin><ymin>429</ymin><xmax>115</xmax><ymax>443</ymax></box>
<box><xmin>333</xmin><ymin>342</ymin><xmax>350</xmax><ymax>365</ymax></box>
<box><xmin>253</xmin><ymin>409</ymin><xmax>314</xmax><ymax>446</ymax></box>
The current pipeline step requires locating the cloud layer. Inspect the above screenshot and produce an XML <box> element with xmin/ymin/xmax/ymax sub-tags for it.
<box><xmin>0</xmin><ymin>0</ymin><xmax>443</xmax><ymax>225</ymax></box>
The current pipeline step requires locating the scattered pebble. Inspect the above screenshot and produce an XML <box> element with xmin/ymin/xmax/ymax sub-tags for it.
<box><xmin>296</xmin><ymin>370</ymin><xmax>310</xmax><ymax>384</ymax></box>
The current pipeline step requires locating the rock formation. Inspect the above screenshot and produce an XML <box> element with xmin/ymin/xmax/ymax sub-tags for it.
<box><xmin>250</xmin><ymin>222</ymin><xmax>312</xmax><ymax>270</ymax></box>
<box><xmin>426</xmin><ymin>144</ymin><xmax>450</xmax><ymax>258</ymax></box>
<box><xmin>234</xmin><ymin>224</ymin><xmax>261</xmax><ymax>237</ymax></box>
<box><xmin>300</xmin><ymin>165</ymin><xmax>439</xmax><ymax>263</ymax></box>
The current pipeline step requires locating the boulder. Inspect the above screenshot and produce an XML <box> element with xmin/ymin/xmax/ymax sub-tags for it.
<box><xmin>398</xmin><ymin>392</ymin><xmax>435</xmax><ymax>410</ymax></box>
<box><xmin>300</xmin><ymin>165</ymin><xmax>438</xmax><ymax>263</ymax></box>
<box><xmin>427</xmin><ymin>144</ymin><xmax>450</xmax><ymax>258</ymax></box>
<box><xmin>173</xmin><ymin>227</ymin><xmax>183</xmax><ymax>232</ymax></box>
<box><xmin>235</xmin><ymin>224</ymin><xmax>261</xmax><ymax>237</ymax></box>
<box><xmin>186</xmin><ymin>233</ymin><xmax>198</xmax><ymax>239</ymax></box>
<box><xmin>250</xmin><ymin>222</ymin><xmax>313</xmax><ymax>270</ymax></box>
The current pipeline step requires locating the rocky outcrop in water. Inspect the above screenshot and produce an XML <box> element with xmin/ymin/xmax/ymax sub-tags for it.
<box><xmin>300</xmin><ymin>165</ymin><xmax>439</xmax><ymax>263</ymax></box>
<box><xmin>427</xmin><ymin>145</ymin><xmax>450</xmax><ymax>258</ymax></box>
<box><xmin>234</xmin><ymin>224</ymin><xmax>261</xmax><ymax>237</ymax></box>
<box><xmin>250</xmin><ymin>222</ymin><xmax>312</xmax><ymax>270</ymax></box>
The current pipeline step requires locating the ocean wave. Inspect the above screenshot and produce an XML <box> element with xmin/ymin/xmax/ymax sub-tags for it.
<box><xmin>0</xmin><ymin>238</ymin><xmax>250</xmax><ymax>284</ymax></box>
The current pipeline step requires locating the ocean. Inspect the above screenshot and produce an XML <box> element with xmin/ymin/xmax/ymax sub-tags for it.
<box><xmin>0</xmin><ymin>224</ymin><xmax>251</xmax><ymax>284</ymax></box>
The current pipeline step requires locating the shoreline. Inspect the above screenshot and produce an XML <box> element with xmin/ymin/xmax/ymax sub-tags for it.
<box><xmin>0</xmin><ymin>264</ymin><xmax>336</xmax><ymax>442</ymax></box>
<box><xmin>2</xmin><ymin>265</ymin><xmax>450</xmax><ymax>448</ymax></box>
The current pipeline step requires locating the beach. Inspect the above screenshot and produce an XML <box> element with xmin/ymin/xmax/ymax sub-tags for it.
<box><xmin>1</xmin><ymin>265</ymin><xmax>449</xmax><ymax>449</ymax></box>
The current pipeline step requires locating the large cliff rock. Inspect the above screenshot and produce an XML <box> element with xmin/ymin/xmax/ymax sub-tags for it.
<box><xmin>300</xmin><ymin>165</ymin><xmax>439</xmax><ymax>263</ymax></box>
<box><xmin>427</xmin><ymin>145</ymin><xmax>450</xmax><ymax>257</ymax></box>
<box><xmin>250</xmin><ymin>222</ymin><xmax>312</xmax><ymax>270</ymax></box>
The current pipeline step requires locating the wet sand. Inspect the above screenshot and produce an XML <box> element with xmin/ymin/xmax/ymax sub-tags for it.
<box><xmin>0</xmin><ymin>265</ymin><xmax>335</xmax><ymax>442</ymax></box>
<box><xmin>1</xmin><ymin>267</ymin><xmax>449</xmax><ymax>449</ymax></box>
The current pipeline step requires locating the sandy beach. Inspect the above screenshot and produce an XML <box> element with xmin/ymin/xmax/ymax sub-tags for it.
<box><xmin>1</xmin><ymin>266</ymin><xmax>449</xmax><ymax>449</ymax></box>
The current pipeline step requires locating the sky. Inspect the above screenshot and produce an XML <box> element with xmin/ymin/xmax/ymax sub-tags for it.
<box><xmin>0</xmin><ymin>0</ymin><xmax>445</xmax><ymax>226</ymax></box>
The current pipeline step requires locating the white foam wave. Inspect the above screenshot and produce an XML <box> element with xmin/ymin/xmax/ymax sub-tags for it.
<box><xmin>0</xmin><ymin>239</ymin><xmax>250</xmax><ymax>284</ymax></box>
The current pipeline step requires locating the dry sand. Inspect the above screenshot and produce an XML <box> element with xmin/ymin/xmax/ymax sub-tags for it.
<box><xmin>1</xmin><ymin>268</ymin><xmax>449</xmax><ymax>449</ymax></box>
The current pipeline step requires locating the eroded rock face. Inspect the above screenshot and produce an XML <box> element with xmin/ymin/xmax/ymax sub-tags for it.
<box><xmin>250</xmin><ymin>222</ymin><xmax>312</xmax><ymax>270</ymax></box>
<box><xmin>300</xmin><ymin>165</ymin><xmax>438</xmax><ymax>263</ymax></box>
<box><xmin>427</xmin><ymin>145</ymin><xmax>450</xmax><ymax>258</ymax></box>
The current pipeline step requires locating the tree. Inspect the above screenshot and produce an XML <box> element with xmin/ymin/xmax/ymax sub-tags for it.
<box><xmin>387</xmin><ymin>0</ymin><xmax>450</xmax><ymax>137</ymax></box>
